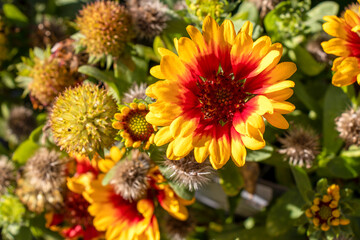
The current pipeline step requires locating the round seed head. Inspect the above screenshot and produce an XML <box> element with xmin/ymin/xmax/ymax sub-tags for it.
<box><xmin>109</xmin><ymin>150</ymin><xmax>151</xmax><ymax>201</ymax></box>
<box><xmin>128</xmin><ymin>0</ymin><xmax>169</xmax><ymax>40</ymax></box>
<box><xmin>76</xmin><ymin>0</ymin><xmax>133</xmax><ymax>58</ymax></box>
<box><xmin>122</xmin><ymin>82</ymin><xmax>147</xmax><ymax>104</ymax></box>
<box><xmin>335</xmin><ymin>108</ymin><xmax>360</xmax><ymax>147</ymax></box>
<box><xmin>50</xmin><ymin>84</ymin><xmax>118</xmax><ymax>156</ymax></box>
<box><xmin>279</xmin><ymin>126</ymin><xmax>320</xmax><ymax>168</ymax></box>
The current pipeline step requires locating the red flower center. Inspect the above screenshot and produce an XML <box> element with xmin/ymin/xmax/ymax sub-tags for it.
<box><xmin>123</xmin><ymin>109</ymin><xmax>154</xmax><ymax>141</ymax></box>
<box><xmin>196</xmin><ymin>72</ymin><xmax>251</xmax><ymax>124</ymax></box>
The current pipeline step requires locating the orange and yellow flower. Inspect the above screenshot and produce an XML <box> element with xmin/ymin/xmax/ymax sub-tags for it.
<box><xmin>146</xmin><ymin>16</ymin><xmax>296</xmax><ymax>169</ymax></box>
<box><xmin>322</xmin><ymin>2</ymin><xmax>360</xmax><ymax>86</ymax></box>
<box><xmin>113</xmin><ymin>102</ymin><xmax>156</xmax><ymax>150</ymax></box>
<box><xmin>78</xmin><ymin>149</ymin><xmax>192</xmax><ymax>240</ymax></box>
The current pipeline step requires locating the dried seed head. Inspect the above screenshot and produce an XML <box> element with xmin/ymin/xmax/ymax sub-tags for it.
<box><xmin>0</xmin><ymin>156</ymin><xmax>15</xmax><ymax>195</ymax></box>
<box><xmin>164</xmin><ymin>214</ymin><xmax>195</xmax><ymax>240</ymax></box>
<box><xmin>163</xmin><ymin>153</ymin><xmax>216</xmax><ymax>191</ymax></box>
<box><xmin>110</xmin><ymin>151</ymin><xmax>151</xmax><ymax>201</ymax></box>
<box><xmin>24</xmin><ymin>148</ymin><xmax>67</xmax><ymax>192</ymax></box>
<box><xmin>335</xmin><ymin>108</ymin><xmax>360</xmax><ymax>147</ymax></box>
<box><xmin>50</xmin><ymin>84</ymin><xmax>118</xmax><ymax>156</ymax></box>
<box><xmin>278</xmin><ymin>126</ymin><xmax>320</xmax><ymax>168</ymax></box>
<box><xmin>128</xmin><ymin>0</ymin><xmax>169</xmax><ymax>40</ymax></box>
<box><xmin>16</xmin><ymin>148</ymin><xmax>67</xmax><ymax>213</ymax></box>
<box><xmin>122</xmin><ymin>82</ymin><xmax>147</xmax><ymax>103</ymax></box>
<box><xmin>28</xmin><ymin>56</ymin><xmax>78</xmax><ymax>108</ymax></box>
<box><xmin>76</xmin><ymin>1</ymin><xmax>133</xmax><ymax>58</ymax></box>
<box><xmin>7</xmin><ymin>106</ymin><xmax>37</xmax><ymax>141</ymax></box>
<box><xmin>30</xmin><ymin>18</ymin><xmax>66</xmax><ymax>48</ymax></box>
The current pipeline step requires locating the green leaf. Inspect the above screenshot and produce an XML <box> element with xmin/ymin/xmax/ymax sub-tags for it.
<box><xmin>3</xmin><ymin>4</ymin><xmax>28</xmax><ymax>25</ymax></box>
<box><xmin>266</xmin><ymin>190</ymin><xmax>305</xmax><ymax>237</ymax></box>
<box><xmin>290</xmin><ymin>166</ymin><xmax>313</xmax><ymax>204</ymax></box>
<box><xmin>14</xmin><ymin>227</ymin><xmax>32</xmax><ymax>240</ymax></box>
<box><xmin>246</xmin><ymin>145</ymin><xmax>273</xmax><ymax>162</ymax></box>
<box><xmin>343</xmin><ymin>199</ymin><xmax>360</xmax><ymax>216</ymax></box>
<box><xmin>102</xmin><ymin>164</ymin><xmax>118</xmax><ymax>186</ymax></box>
<box><xmin>293</xmin><ymin>45</ymin><xmax>326</xmax><ymax>76</ymax></box>
<box><xmin>307</xmin><ymin>1</ymin><xmax>339</xmax><ymax>22</ymax></box>
<box><xmin>326</xmin><ymin>156</ymin><xmax>360</xmax><ymax>179</ymax></box>
<box><xmin>233</xmin><ymin>1</ymin><xmax>259</xmax><ymax>23</ymax></box>
<box><xmin>293</xmin><ymin>78</ymin><xmax>322</xmax><ymax>116</ymax></box>
<box><xmin>29</xmin><ymin>125</ymin><xmax>43</xmax><ymax>142</ymax></box>
<box><xmin>218</xmin><ymin>161</ymin><xmax>244</xmax><ymax>196</ymax></box>
<box><xmin>78</xmin><ymin>65</ymin><xmax>116</xmax><ymax>83</ymax></box>
<box><xmin>168</xmin><ymin>181</ymin><xmax>195</xmax><ymax>201</ymax></box>
<box><xmin>12</xmin><ymin>140</ymin><xmax>39</xmax><ymax>165</ymax></box>
<box><xmin>341</xmin><ymin>145</ymin><xmax>360</xmax><ymax>158</ymax></box>
<box><xmin>323</xmin><ymin>85</ymin><xmax>350</xmax><ymax>153</ymax></box>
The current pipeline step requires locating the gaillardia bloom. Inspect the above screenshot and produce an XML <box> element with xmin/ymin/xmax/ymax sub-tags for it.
<box><xmin>113</xmin><ymin>102</ymin><xmax>156</xmax><ymax>150</ymax></box>
<box><xmin>305</xmin><ymin>184</ymin><xmax>350</xmax><ymax>232</ymax></box>
<box><xmin>146</xmin><ymin>16</ymin><xmax>296</xmax><ymax>169</ymax></box>
<box><xmin>322</xmin><ymin>4</ymin><xmax>360</xmax><ymax>86</ymax></box>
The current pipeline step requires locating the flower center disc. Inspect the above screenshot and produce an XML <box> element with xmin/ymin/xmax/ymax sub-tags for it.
<box><xmin>124</xmin><ymin>109</ymin><xmax>154</xmax><ymax>141</ymax></box>
<box><xmin>318</xmin><ymin>205</ymin><xmax>332</xmax><ymax>221</ymax></box>
<box><xmin>197</xmin><ymin>72</ymin><xmax>251</xmax><ymax>124</ymax></box>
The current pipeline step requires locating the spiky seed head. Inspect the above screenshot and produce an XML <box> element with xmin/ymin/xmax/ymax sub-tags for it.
<box><xmin>16</xmin><ymin>148</ymin><xmax>67</xmax><ymax>213</ymax></box>
<box><xmin>7</xmin><ymin>106</ymin><xmax>37</xmax><ymax>141</ymax></box>
<box><xmin>109</xmin><ymin>150</ymin><xmax>151</xmax><ymax>201</ymax></box>
<box><xmin>0</xmin><ymin>156</ymin><xmax>15</xmax><ymax>195</ymax></box>
<box><xmin>50</xmin><ymin>84</ymin><xmax>118</xmax><ymax>156</ymax></box>
<box><xmin>335</xmin><ymin>108</ymin><xmax>360</xmax><ymax>147</ymax></box>
<box><xmin>163</xmin><ymin>153</ymin><xmax>216</xmax><ymax>191</ymax></box>
<box><xmin>122</xmin><ymin>82</ymin><xmax>147</xmax><ymax>103</ymax></box>
<box><xmin>164</xmin><ymin>214</ymin><xmax>195</xmax><ymax>240</ymax></box>
<box><xmin>30</xmin><ymin>18</ymin><xmax>66</xmax><ymax>48</ymax></box>
<box><xmin>128</xmin><ymin>0</ymin><xmax>169</xmax><ymax>40</ymax></box>
<box><xmin>24</xmin><ymin>148</ymin><xmax>67</xmax><ymax>192</ymax></box>
<box><xmin>278</xmin><ymin>126</ymin><xmax>320</xmax><ymax>168</ymax></box>
<box><xmin>76</xmin><ymin>1</ymin><xmax>133</xmax><ymax>58</ymax></box>
<box><xmin>28</xmin><ymin>56</ymin><xmax>77</xmax><ymax>108</ymax></box>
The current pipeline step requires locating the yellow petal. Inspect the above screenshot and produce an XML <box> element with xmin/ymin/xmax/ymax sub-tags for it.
<box><xmin>154</xmin><ymin>126</ymin><xmax>173</xmax><ymax>146</ymax></box>
<box><xmin>178</xmin><ymin>37</ymin><xmax>199</xmax><ymax>64</ymax></box>
<box><xmin>219</xmin><ymin>19</ymin><xmax>236</xmax><ymax>45</ymax></box>
<box><xmin>186</xmin><ymin>25</ymin><xmax>206</xmax><ymax>52</ymax></box>
<box><xmin>231</xmin><ymin>132</ymin><xmax>247</xmax><ymax>167</ymax></box>
<box><xmin>160</xmin><ymin>55</ymin><xmax>187</xmax><ymax>81</ymax></box>
<box><xmin>202</xmin><ymin>15</ymin><xmax>220</xmax><ymax>45</ymax></box>
<box><xmin>240</xmin><ymin>21</ymin><xmax>253</xmax><ymax>37</ymax></box>
<box><xmin>271</xmin><ymin>101</ymin><xmax>295</xmax><ymax>114</ymax></box>
<box><xmin>193</xmin><ymin>136</ymin><xmax>211</xmax><ymax>163</ymax></box>
<box><xmin>265</xmin><ymin>89</ymin><xmax>294</xmax><ymax>101</ymax></box>
<box><xmin>157</xmin><ymin>47</ymin><xmax>177</xmax><ymax>57</ymax></box>
<box><xmin>323</xmin><ymin>16</ymin><xmax>347</xmax><ymax>38</ymax></box>
<box><xmin>267</xmin><ymin>62</ymin><xmax>297</xmax><ymax>84</ymax></box>
<box><xmin>150</xmin><ymin>65</ymin><xmax>165</xmax><ymax>79</ymax></box>
<box><xmin>173</xmin><ymin>134</ymin><xmax>194</xmax><ymax>158</ymax></box>
<box><xmin>321</xmin><ymin>38</ymin><xmax>350</xmax><ymax>56</ymax></box>
<box><xmin>262</xmin><ymin>80</ymin><xmax>295</xmax><ymax>93</ymax></box>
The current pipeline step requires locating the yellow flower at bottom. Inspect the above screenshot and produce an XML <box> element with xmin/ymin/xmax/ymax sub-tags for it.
<box><xmin>322</xmin><ymin>5</ymin><xmax>360</xmax><ymax>87</ymax></box>
<box><xmin>305</xmin><ymin>184</ymin><xmax>350</xmax><ymax>232</ymax></box>
<box><xmin>146</xmin><ymin>16</ymin><xmax>296</xmax><ymax>169</ymax></box>
<box><xmin>113</xmin><ymin>102</ymin><xmax>156</xmax><ymax>150</ymax></box>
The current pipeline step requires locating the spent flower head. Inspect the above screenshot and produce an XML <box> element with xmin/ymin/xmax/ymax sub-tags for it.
<box><xmin>122</xmin><ymin>82</ymin><xmax>148</xmax><ymax>104</ymax></box>
<box><xmin>278</xmin><ymin>126</ymin><xmax>320</xmax><ymax>168</ymax></box>
<box><xmin>7</xmin><ymin>106</ymin><xmax>37</xmax><ymax>141</ymax></box>
<box><xmin>335</xmin><ymin>108</ymin><xmax>360</xmax><ymax>147</ymax></box>
<box><xmin>50</xmin><ymin>84</ymin><xmax>118</xmax><ymax>156</ymax></box>
<box><xmin>164</xmin><ymin>214</ymin><xmax>195</xmax><ymax>240</ymax></box>
<box><xmin>0</xmin><ymin>156</ymin><xmax>15</xmax><ymax>195</ymax></box>
<box><xmin>76</xmin><ymin>0</ymin><xmax>133</xmax><ymax>60</ymax></box>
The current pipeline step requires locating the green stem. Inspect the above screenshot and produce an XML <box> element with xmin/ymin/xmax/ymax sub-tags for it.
<box><xmin>341</xmin><ymin>85</ymin><xmax>357</xmax><ymax>108</ymax></box>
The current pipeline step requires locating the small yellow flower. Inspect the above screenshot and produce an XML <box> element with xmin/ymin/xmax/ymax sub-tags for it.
<box><xmin>305</xmin><ymin>184</ymin><xmax>350</xmax><ymax>232</ymax></box>
<box><xmin>113</xmin><ymin>102</ymin><xmax>156</xmax><ymax>150</ymax></box>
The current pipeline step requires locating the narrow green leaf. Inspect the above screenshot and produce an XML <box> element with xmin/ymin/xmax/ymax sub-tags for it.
<box><xmin>3</xmin><ymin>4</ymin><xmax>29</xmax><ymax>24</ymax></box>
<box><xmin>168</xmin><ymin>181</ymin><xmax>195</xmax><ymax>201</ymax></box>
<box><xmin>29</xmin><ymin>125</ymin><xmax>43</xmax><ymax>142</ymax></box>
<box><xmin>246</xmin><ymin>145</ymin><xmax>273</xmax><ymax>162</ymax></box>
<box><xmin>290</xmin><ymin>166</ymin><xmax>313</xmax><ymax>203</ymax></box>
<box><xmin>102</xmin><ymin>164</ymin><xmax>118</xmax><ymax>186</ymax></box>
<box><xmin>78</xmin><ymin>65</ymin><xmax>116</xmax><ymax>83</ymax></box>
<box><xmin>293</xmin><ymin>45</ymin><xmax>326</xmax><ymax>76</ymax></box>
<box><xmin>12</xmin><ymin>140</ymin><xmax>39</xmax><ymax>165</ymax></box>
<box><xmin>316</xmin><ymin>178</ymin><xmax>328</xmax><ymax>195</ymax></box>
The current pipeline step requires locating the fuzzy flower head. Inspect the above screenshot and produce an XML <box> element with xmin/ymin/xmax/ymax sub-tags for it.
<box><xmin>164</xmin><ymin>215</ymin><xmax>195</xmax><ymax>240</ymax></box>
<box><xmin>76</xmin><ymin>0</ymin><xmax>133</xmax><ymax>59</ymax></box>
<box><xmin>322</xmin><ymin>2</ymin><xmax>360</xmax><ymax>87</ymax></box>
<box><xmin>16</xmin><ymin>148</ymin><xmax>68</xmax><ymax>213</ymax></box>
<box><xmin>335</xmin><ymin>108</ymin><xmax>360</xmax><ymax>147</ymax></box>
<box><xmin>27</xmin><ymin>54</ymin><xmax>78</xmax><ymax>108</ymax></box>
<box><xmin>163</xmin><ymin>153</ymin><xmax>216</xmax><ymax>191</ymax></box>
<box><xmin>113</xmin><ymin>102</ymin><xmax>156</xmax><ymax>150</ymax></box>
<box><xmin>278</xmin><ymin>126</ymin><xmax>320</xmax><ymax>168</ymax></box>
<box><xmin>50</xmin><ymin>84</ymin><xmax>118</xmax><ymax>157</ymax></box>
<box><xmin>0</xmin><ymin>156</ymin><xmax>15</xmax><ymax>195</ymax></box>
<box><xmin>305</xmin><ymin>184</ymin><xmax>350</xmax><ymax>232</ymax></box>
<box><xmin>147</xmin><ymin>16</ymin><xmax>296</xmax><ymax>169</ymax></box>
<box><xmin>128</xmin><ymin>0</ymin><xmax>169</xmax><ymax>40</ymax></box>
